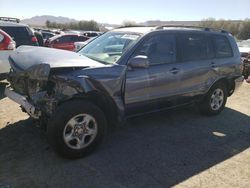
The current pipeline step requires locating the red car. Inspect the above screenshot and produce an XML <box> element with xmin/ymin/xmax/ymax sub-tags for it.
<box><xmin>45</xmin><ymin>34</ymin><xmax>89</xmax><ymax>51</ymax></box>
<box><xmin>0</xmin><ymin>29</ymin><xmax>16</xmax><ymax>80</ymax></box>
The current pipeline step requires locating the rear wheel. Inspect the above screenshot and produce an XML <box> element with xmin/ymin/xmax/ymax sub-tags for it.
<box><xmin>47</xmin><ymin>100</ymin><xmax>107</xmax><ymax>159</ymax></box>
<box><xmin>199</xmin><ymin>82</ymin><xmax>227</xmax><ymax>116</ymax></box>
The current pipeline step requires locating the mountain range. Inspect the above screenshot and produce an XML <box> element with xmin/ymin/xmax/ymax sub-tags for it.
<box><xmin>22</xmin><ymin>15</ymin><xmax>78</xmax><ymax>26</ymax></box>
<box><xmin>21</xmin><ymin>15</ymin><xmax>202</xmax><ymax>27</ymax></box>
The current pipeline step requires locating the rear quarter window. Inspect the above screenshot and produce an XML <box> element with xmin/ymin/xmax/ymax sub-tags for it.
<box><xmin>212</xmin><ymin>35</ymin><xmax>233</xmax><ymax>58</ymax></box>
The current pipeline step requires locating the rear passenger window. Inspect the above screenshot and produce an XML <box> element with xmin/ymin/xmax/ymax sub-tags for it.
<box><xmin>57</xmin><ymin>36</ymin><xmax>71</xmax><ymax>43</ymax></box>
<box><xmin>181</xmin><ymin>34</ymin><xmax>214</xmax><ymax>61</ymax></box>
<box><xmin>135</xmin><ymin>34</ymin><xmax>176</xmax><ymax>65</ymax></box>
<box><xmin>70</xmin><ymin>36</ymin><xmax>79</xmax><ymax>42</ymax></box>
<box><xmin>213</xmin><ymin>35</ymin><xmax>233</xmax><ymax>58</ymax></box>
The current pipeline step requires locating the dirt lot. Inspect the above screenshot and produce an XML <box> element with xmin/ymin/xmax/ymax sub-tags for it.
<box><xmin>0</xmin><ymin>80</ymin><xmax>249</xmax><ymax>188</ymax></box>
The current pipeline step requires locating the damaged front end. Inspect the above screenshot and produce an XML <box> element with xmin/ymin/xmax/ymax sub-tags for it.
<box><xmin>5</xmin><ymin>46</ymin><xmax>127</xmax><ymax>127</ymax></box>
<box><xmin>6</xmin><ymin>63</ymin><xmax>87</xmax><ymax>119</ymax></box>
<box><xmin>6</xmin><ymin>63</ymin><xmax>52</xmax><ymax>118</ymax></box>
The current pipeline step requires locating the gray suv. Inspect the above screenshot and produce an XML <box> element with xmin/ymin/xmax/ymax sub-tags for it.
<box><xmin>5</xmin><ymin>26</ymin><xmax>243</xmax><ymax>158</ymax></box>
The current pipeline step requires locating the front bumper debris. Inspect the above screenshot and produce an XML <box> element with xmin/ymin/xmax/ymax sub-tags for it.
<box><xmin>4</xmin><ymin>87</ymin><xmax>40</xmax><ymax>119</ymax></box>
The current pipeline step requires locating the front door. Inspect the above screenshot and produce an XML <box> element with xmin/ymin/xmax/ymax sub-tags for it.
<box><xmin>125</xmin><ymin>33</ymin><xmax>180</xmax><ymax>115</ymax></box>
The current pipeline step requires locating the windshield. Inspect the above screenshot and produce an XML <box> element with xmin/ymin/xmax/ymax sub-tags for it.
<box><xmin>78</xmin><ymin>31</ymin><xmax>141</xmax><ymax>64</ymax></box>
<box><xmin>238</xmin><ymin>40</ymin><xmax>250</xmax><ymax>48</ymax></box>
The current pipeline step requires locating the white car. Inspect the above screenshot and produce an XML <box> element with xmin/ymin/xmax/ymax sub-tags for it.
<box><xmin>0</xmin><ymin>29</ymin><xmax>15</xmax><ymax>80</ymax></box>
<box><xmin>74</xmin><ymin>37</ymin><xmax>96</xmax><ymax>51</ymax></box>
<box><xmin>237</xmin><ymin>39</ymin><xmax>250</xmax><ymax>58</ymax></box>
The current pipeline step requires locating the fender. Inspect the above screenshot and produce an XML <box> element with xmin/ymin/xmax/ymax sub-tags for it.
<box><xmin>46</xmin><ymin>65</ymin><xmax>127</xmax><ymax>123</ymax></box>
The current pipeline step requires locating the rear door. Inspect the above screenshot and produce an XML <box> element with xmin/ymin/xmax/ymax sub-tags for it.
<box><xmin>211</xmin><ymin>35</ymin><xmax>235</xmax><ymax>83</ymax></box>
<box><xmin>174</xmin><ymin>32</ymin><xmax>215</xmax><ymax>99</ymax></box>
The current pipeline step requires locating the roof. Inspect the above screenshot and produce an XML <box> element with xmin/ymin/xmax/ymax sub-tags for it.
<box><xmin>0</xmin><ymin>21</ymin><xmax>29</xmax><ymax>27</ymax></box>
<box><xmin>112</xmin><ymin>27</ymin><xmax>156</xmax><ymax>34</ymax></box>
<box><xmin>48</xmin><ymin>33</ymin><xmax>84</xmax><ymax>41</ymax></box>
<box><xmin>155</xmin><ymin>25</ymin><xmax>229</xmax><ymax>33</ymax></box>
<box><xmin>112</xmin><ymin>25</ymin><xmax>229</xmax><ymax>35</ymax></box>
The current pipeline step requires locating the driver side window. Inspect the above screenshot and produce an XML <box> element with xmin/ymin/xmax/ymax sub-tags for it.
<box><xmin>134</xmin><ymin>34</ymin><xmax>176</xmax><ymax>65</ymax></box>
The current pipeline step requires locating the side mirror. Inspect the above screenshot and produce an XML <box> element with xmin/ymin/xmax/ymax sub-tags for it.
<box><xmin>128</xmin><ymin>55</ymin><xmax>149</xmax><ymax>68</ymax></box>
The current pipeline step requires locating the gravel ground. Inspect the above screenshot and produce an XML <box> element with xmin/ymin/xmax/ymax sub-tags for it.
<box><xmin>0</xmin><ymin>80</ymin><xmax>249</xmax><ymax>188</ymax></box>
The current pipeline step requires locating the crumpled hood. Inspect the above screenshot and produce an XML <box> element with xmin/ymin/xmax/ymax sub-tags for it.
<box><xmin>9</xmin><ymin>45</ymin><xmax>104</xmax><ymax>71</ymax></box>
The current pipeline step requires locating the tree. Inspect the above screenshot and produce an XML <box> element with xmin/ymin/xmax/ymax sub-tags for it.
<box><xmin>199</xmin><ymin>18</ymin><xmax>250</xmax><ymax>40</ymax></box>
<box><xmin>45</xmin><ymin>20</ymin><xmax>100</xmax><ymax>31</ymax></box>
<box><xmin>121</xmin><ymin>20</ymin><xmax>137</xmax><ymax>27</ymax></box>
<box><xmin>238</xmin><ymin>20</ymin><xmax>250</xmax><ymax>40</ymax></box>
<box><xmin>45</xmin><ymin>20</ymin><xmax>51</xmax><ymax>28</ymax></box>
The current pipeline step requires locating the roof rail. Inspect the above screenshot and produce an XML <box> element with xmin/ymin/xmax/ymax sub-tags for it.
<box><xmin>156</xmin><ymin>25</ymin><xmax>229</xmax><ymax>33</ymax></box>
<box><xmin>0</xmin><ymin>17</ymin><xmax>20</xmax><ymax>23</ymax></box>
<box><xmin>115</xmin><ymin>25</ymin><xmax>151</xmax><ymax>29</ymax></box>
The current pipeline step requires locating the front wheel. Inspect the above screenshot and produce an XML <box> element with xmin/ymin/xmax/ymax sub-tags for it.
<box><xmin>199</xmin><ymin>82</ymin><xmax>228</xmax><ymax>116</ymax></box>
<box><xmin>47</xmin><ymin>100</ymin><xmax>107</xmax><ymax>159</ymax></box>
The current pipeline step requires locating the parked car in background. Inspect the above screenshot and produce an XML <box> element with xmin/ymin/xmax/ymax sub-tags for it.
<box><xmin>34</xmin><ymin>31</ymin><xmax>44</xmax><ymax>46</ymax></box>
<box><xmin>0</xmin><ymin>17</ymin><xmax>38</xmax><ymax>47</ymax></box>
<box><xmin>237</xmin><ymin>39</ymin><xmax>250</xmax><ymax>58</ymax></box>
<box><xmin>62</xmin><ymin>29</ymin><xmax>81</xmax><ymax>35</ymax></box>
<box><xmin>74</xmin><ymin>37</ymin><xmax>96</xmax><ymax>51</ymax></box>
<box><xmin>45</xmin><ymin>34</ymin><xmax>89</xmax><ymax>51</ymax></box>
<box><xmin>5</xmin><ymin>26</ymin><xmax>243</xmax><ymax>159</ymax></box>
<box><xmin>82</xmin><ymin>31</ymin><xmax>102</xmax><ymax>38</ymax></box>
<box><xmin>0</xmin><ymin>29</ymin><xmax>15</xmax><ymax>80</ymax></box>
<box><xmin>242</xmin><ymin>57</ymin><xmax>250</xmax><ymax>82</ymax></box>
<box><xmin>41</xmin><ymin>31</ymin><xmax>55</xmax><ymax>42</ymax></box>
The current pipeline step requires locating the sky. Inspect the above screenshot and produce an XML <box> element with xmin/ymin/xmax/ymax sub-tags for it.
<box><xmin>0</xmin><ymin>0</ymin><xmax>250</xmax><ymax>24</ymax></box>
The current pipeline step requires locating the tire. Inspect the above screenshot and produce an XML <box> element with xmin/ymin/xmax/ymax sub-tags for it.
<box><xmin>199</xmin><ymin>82</ymin><xmax>228</xmax><ymax>116</ymax></box>
<box><xmin>47</xmin><ymin>100</ymin><xmax>107</xmax><ymax>159</ymax></box>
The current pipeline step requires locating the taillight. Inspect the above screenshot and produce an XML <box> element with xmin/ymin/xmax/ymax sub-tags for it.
<box><xmin>0</xmin><ymin>30</ymin><xmax>16</xmax><ymax>50</ymax></box>
<box><xmin>31</xmin><ymin>36</ymin><xmax>38</xmax><ymax>42</ymax></box>
<box><xmin>7</xmin><ymin>41</ymin><xmax>16</xmax><ymax>50</ymax></box>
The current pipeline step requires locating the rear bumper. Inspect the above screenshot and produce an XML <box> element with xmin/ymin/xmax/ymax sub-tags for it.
<box><xmin>4</xmin><ymin>87</ymin><xmax>40</xmax><ymax>119</ymax></box>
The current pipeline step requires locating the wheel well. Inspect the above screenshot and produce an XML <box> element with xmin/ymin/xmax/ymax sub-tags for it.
<box><xmin>88</xmin><ymin>91</ymin><xmax>118</xmax><ymax>126</ymax></box>
<box><xmin>214</xmin><ymin>78</ymin><xmax>235</xmax><ymax>96</ymax></box>
<box><xmin>63</xmin><ymin>92</ymin><xmax>119</xmax><ymax>128</ymax></box>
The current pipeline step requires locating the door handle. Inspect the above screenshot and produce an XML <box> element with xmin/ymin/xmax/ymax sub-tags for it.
<box><xmin>170</xmin><ymin>68</ymin><xmax>179</xmax><ymax>74</ymax></box>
